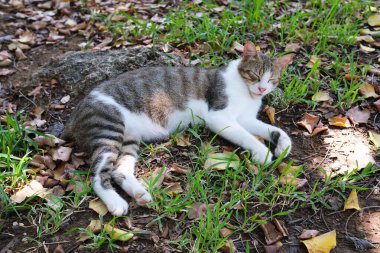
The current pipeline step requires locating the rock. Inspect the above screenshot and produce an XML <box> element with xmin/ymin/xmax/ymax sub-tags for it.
<box><xmin>32</xmin><ymin>47</ymin><xmax>181</xmax><ymax>100</ymax></box>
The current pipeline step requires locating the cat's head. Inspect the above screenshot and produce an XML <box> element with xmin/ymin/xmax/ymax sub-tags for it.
<box><xmin>238</xmin><ymin>41</ymin><xmax>289</xmax><ymax>98</ymax></box>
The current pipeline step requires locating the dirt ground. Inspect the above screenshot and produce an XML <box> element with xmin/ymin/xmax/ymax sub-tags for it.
<box><xmin>1</xmin><ymin>36</ymin><xmax>379</xmax><ymax>253</ymax></box>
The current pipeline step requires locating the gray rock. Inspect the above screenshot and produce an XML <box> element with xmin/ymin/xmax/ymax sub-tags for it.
<box><xmin>32</xmin><ymin>47</ymin><xmax>181</xmax><ymax>99</ymax></box>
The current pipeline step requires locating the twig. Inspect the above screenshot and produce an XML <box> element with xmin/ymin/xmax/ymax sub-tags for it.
<box><xmin>42</xmin><ymin>241</ymin><xmax>71</xmax><ymax>245</ymax></box>
<box><xmin>345</xmin><ymin>206</ymin><xmax>380</xmax><ymax>236</ymax></box>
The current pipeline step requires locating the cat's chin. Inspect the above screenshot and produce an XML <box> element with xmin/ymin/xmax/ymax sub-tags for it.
<box><xmin>249</xmin><ymin>91</ymin><xmax>265</xmax><ymax>98</ymax></box>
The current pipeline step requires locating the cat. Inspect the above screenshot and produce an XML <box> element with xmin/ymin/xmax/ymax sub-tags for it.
<box><xmin>62</xmin><ymin>41</ymin><xmax>292</xmax><ymax>216</ymax></box>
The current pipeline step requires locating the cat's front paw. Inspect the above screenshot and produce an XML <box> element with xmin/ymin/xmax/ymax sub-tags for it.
<box><xmin>252</xmin><ymin>148</ymin><xmax>273</xmax><ymax>165</ymax></box>
<box><xmin>107</xmin><ymin>199</ymin><xmax>129</xmax><ymax>216</ymax></box>
<box><xmin>274</xmin><ymin>131</ymin><xmax>292</xmax><ymax>158</ymax></box>
<box><xmin>134</xmin><ymin>188</ymin><xmax>153</xmax><ymax>207</ymax></box>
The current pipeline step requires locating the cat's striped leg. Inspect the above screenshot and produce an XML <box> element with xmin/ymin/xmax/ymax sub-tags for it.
<box><xmin>91</xmin><ymin>146</ymin><xmax>130</xmax><ymax>216</ymax></box>
<box><xmin>112</xmin><ymin>138</ymin><xmax>153</xmax><ymax>207</ymax></box>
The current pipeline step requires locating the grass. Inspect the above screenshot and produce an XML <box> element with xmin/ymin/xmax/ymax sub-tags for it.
<box><xmin>1</xmin><ymin>0</ymin><xmax>378</xmax><ymax>252</ymax></box>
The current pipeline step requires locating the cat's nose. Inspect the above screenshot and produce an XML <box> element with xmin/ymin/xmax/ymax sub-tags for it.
<box><xmin>258</xmin><ymin>87</ymin><xmax>267</xmax><ymax>93</ymax></box>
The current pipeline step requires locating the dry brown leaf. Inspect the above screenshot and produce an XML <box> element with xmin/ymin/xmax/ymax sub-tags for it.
<box><xmin>188</xmin><ymin>202</ymin><xmax>214</xmax><ymax>220</ymax></box>
<box><xmin>301</xmin><ymin>230</ymin><xmax>336</xmax><ymax>253</ymax></box>
<box><xmin>264</xmin><ymin>241</ymin><xmax>283</xmax><ymax>253</ymax></box>
<box><xmin>310</xmin><ymin>121</ymin><xmax>328</xmax><ymax>137</ymax></box>
<box><xmin>279</xmin><ymin>174</ymin><xmax>308</xmax><ymax>188</ymax></box>
<box><xmin>0</xmin><ymin>59</ymin><xmax>12</xmax><ymax>67</ymax></box>
<box><xmin>0</xmin><ymin>68</ymin><xmax>16</xmax><ymax>76</ymax></box>
<box><xmin>344</xmin><ymin>73</ymin><xmax>360</xmax><ymax>81</ymax></box>
<box><xmin>0</xmin><ymin>50</ymin><xmax>11</xmax><ymax>61</ymax></box>
<box><xmin>220</xmin><ymin>227</ymin><xmax>234</xmax><ymax>237</ymax></box>
<box><xmin>18</xmin><ymin>31</ymin><xmax>35</xmax><ymax>45</ymax></box>
<box><xmin>10</xmin><ymin>180</ymin><xmax>47</xmax><ymax>203</ymax></box>
<box><xmin>49</xmin><ymin>104</ymin><xmax>65</xmax><ymax>110</ymax></box>
<box><xmin>27</xmin><ymin>85</ymin><xmax>42</xmax><ymax>97</ymax></box>
<box><xmin>170</xmin><ymin>163</ymin><xmax>190</xmax><ymax>174</ymax></box>
<box><xmin>30</xmin><ymin>154</ymin><xmax>56</xmax><ymax>170</ymax></box>
<box><xmin>89</xmin><ymin>198</ymin><xmax>109</xmax><ymax>216</ymax></box>
<box><xmin>285</xmin><ymin>42</ymin><xmax>301</xmax><ymax>53</ymax></box>
<box><xmin>232</xmin><ymin>41</ymin><xmax>244</xmax><ymax>52</ymax></box>
<box><xmin>374</xmin><ymin>99</ymin><xmax>380</xmax><ymax>112</ymax></box>
<box><xmin>260</xmin><ymin>220</ymin><xmax>283</xmax><ymax>245</ymax></box>
<box><xmin>30</xmin><ymin>106</ymin><xmax>45</xmax><ymax>119</ymax></box>
<box><xmin>297</xmin><ymin>113</ymin><xmax>320</xmax><ymax>134</ymax></box>
<box><xmin>328</xmin><ymin>116</ymin><xmax>351</xmax><ymax>128</ymax></box>
<box><xmin>344</xmin><ymin>189</ymin><xmax>361</xmax><ymax>211</ymax></box>
<box><xmin>359</xmin><ymin>83</ymin><xmax>379</xmax><ymax>98</ymax></box>
<box><xmin>51</xmin><ymin>146</ymin><xmax>72</xmax><ymax>162</ymax></box>
<box><xmin>264</xmin><ymin>106</ymin><xmax>275</xmax><ymax>124</ymax></box>
<box><xmin>175</xmin><ymin>131</ymin><xmax>191</xmax><ymax>147</ymax></box>
<box><xmin>30</xmin><ymin>21</ymin><xmax>47</xmax><ymax>30</ymax></box>
<box><xmin>220</xmin><ymin>240</ymin><xmax>237</xmax><ymax>253</ymax></box>
<box><xmin>165</xmin><ymin>182</ymin><xmax>183</xmax><ymax>197</ymax></box>
<box><xmin>346</xmin><ymin>106</ymin><xmax>370</xmax><ymax>125</ymax></box>
<box><xmin>273</xmin><ymin>218</ymin><xmax>289</xmax><ymax>237</ymax></box>
<box><xmin>34</xmin><ymin>134</ymin><xmax>65</xmax><ymax>147</ymax></box>
<box><xmin>53</xmin><ymin>244</ymin><xmax>65</xmax><ymax>253</ymax></box>
<box><xmin>15</xmin><ymin>47</ymin><xmax>27</xmax><ymax>60</ymax></box>
<box><xmin>306</xmin><ymin>55</ymin><xmax>320</xmax><ymax>68</ymax></box>
<box><xmin>298</xmin><ymin>229</ymin><xmax>320</xmax><ymax>240</ymax></box>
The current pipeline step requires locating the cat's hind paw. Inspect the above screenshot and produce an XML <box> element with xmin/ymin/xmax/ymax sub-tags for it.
<box><xmin>252</xmin><ymin>148</ymin><xmax>273</xmax><ymax>165</ymax></box>
<box><xmin>274</xmin><ymin>132</ymin><xmax>292</xmax><ymax>158</ymax></box>
<box><xmin>134</xmin><ymin>188</ymin><xmax>153</xmax><ymax>207</ymax></box>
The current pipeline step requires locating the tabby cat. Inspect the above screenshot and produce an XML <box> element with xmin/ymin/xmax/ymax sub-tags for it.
<box><xmin>63</xmin><ymin>42</ymin><xmax>292</xmax><ymax>215</ymax></box>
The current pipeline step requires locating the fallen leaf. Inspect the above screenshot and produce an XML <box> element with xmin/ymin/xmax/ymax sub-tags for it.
<box><xmin>83</xmin><ymin>220</ymin><xmax>134</xmax><ymax>242</ymax></box>
<box><xmin>328</xmin><ymin>116</ymin><xmax>351</xmax><ymax>128</ymax></box>
<box><xmin>374</xmin><ymin>100</ymin><xmax>380</xmax><ymax>112</ymax></box>
<box><xmin>30</xmin><ymin>154</ymin><xmax>56</xmax><ymax>170</ymax></box>
<box><xmin>53</xmin><ymin>244</ymin><xmax>65</xmax><ymax>253</ymax></box>
<box><xmin>232</xmin><ymin>41</ymin><xmax>244</xmax><ymax>52</ymax></box>
<box><xmin>89</xmin><ymin>198</ymin><xmax>108</xmax><ymax>216</ymax></box>
<box><xmin>311</xmin><ymin>121</ymin><xmax>328</xmax><ymax>137</ymax></box>
<box><xmin>277</xmin><ymin>162</ymin><xmax>301</xmax><ymax>174</ymax></box>
<box><xmin>306</xmin><ymin>55</ymin><xmax>320</xmax><ymax>68</ymax></box>
<box><xmin>346</xmin><ymin>236</ymin><xmax>375</xmax><ymax>250</ymax></box>
<box><xmin>264</xmin><ymin>106</ymin><xmax>276</xmax><ymax>124</ymax></box>
<box><xmin>60</xmin><ymin>95</ymin><xmax>70</xmax><ymax>104</ymax></box>
<box><xmin>285</xmin><ymin>42</ymin><xmax>301</xmax><ymax>53</ymax></box>
<box><xmin>170</xmin><ymin>163</ymin><xmax>190</xmax><ymax>174</ymax></box>
<box><xmin>360</xmin><ymin>44</ymin><xmax>375</xmax><ymax>53</ymax></box>
<box><xmin>188</xmin><ymin>202</ymin><xmax>214</xmax><ymax>220</ymax></box>
<box><xmin>0</xmin><ymin>50</ymin><xmax>11</xmax><ymax>61</ymax></box>
<box><xmin>220</xmin><ymin>227</ymin><xmax>234</xmax><ymax>237</ymax></box>
<box><xmin>301</xmin><ymin>230</ymin><xmax>336</xmax><ymax>253</ymax></box>
<box><xmin>146</xmin><ymin>167</ymin><xmax>169</xmax><ymax>189</ymax></box>
<box><xmin>165</xmin><ymin>182</ymin><xmax>183</xmax><ymax>197</ymax></box>
<box><xmin>30</xmin><ymin>106</ymin><xmax>45</xmax><ymax>119</ymax></box>
<box><xmin>204</xmin><ymin>152</ymin><xmax>240</xmax><ymax>170</ymax></box>
<box><xmin>27</xmin><ymin>85</ymin><xmax>42</xmax><ymax>97</ymax></box>
<box><xmin>273</xmin><ymin>218</ymin><xmax>289</xmax><ymax>237</ymax></box>
<box><xmin>279</xmin><ymin>174</ymin><xmax>308</xmax><ymax>188</ymax></box>
<box><xmin>368</xmin><ymin>14</ymin><xmax>380</xmax><ymax>27</ymax></box>
<box><xmin>344</xmin><ymin>73</ymin><xmax>360</xmax><ymax>81</ymax></box>
<box><xmin>355</xmin><ymin>35</ymin><xmax>375</xmax><ymax>43</ymax></box>
<box><xmin>0</xmin><ymin>68</ymin><xmax>16</xmax><ymax>76</ymax></box>
<box><xmin>298</xmin><ymin>229</ymin><xmax>320</xmax><ymax>240</ymax></box>
<box><xmin>312</xmin><ymin>90</ymin><xmax>331</xmax><ymax>102</ymax></box>
<box><xmin>346</xmin><ymin>106</ymin><xmax>370</xmax><ymax>125</ymax></box>
<box><xmin>49</xmin><ymin>104</ymin><xmax>65</xmax><ymax>110</ymax></box>
<box><xmin>50</xmin><ymin>146</ymin><xmax>73</xmax><ymax>162</ymax></box>
<box><xmin>344</xmin><ymin>189</ymin><xmax>361</xmax><ymax>211</ymax></box>
<box><xmin>297</xmin><ymin>113</ymin><xmax>320</xmax><ymax>134</ymax></box>
<box><xmin>359</xmin><ymin>83</ymin><xmax>379</xmax><ymax>98</ymax></box>
<box><xmin>33</xmin><ymin>134</ymin><xmax>65</xmax><ymax>147</ymax></box>
<box><xmin>30</xmin><ymin>21</ymin><xmax>47</xmax><ymax>30</ymax></box>
<box><xmin>18</xmin><ymin>31</ymin><xmax>35</xmax><ymax>45</ymax></box>
<box><xmin>10</xmin><ymin>180</ymin><xmax>47</xmax><ymax>203</ymax></box>
<box><xmin>0</xmin><ymin>59</ymin><xmax>12</xmax><ymax>67</ymax></box>
<box><xmin>260</xmin><ymin>220</ymin><xmax>283</xmax><ymax>245</ymax></box>
<box><xmin>264</xmin><ymin>241</ymin><xmax>283</xmax><ymax>253</ymax></box>
<box><xmin>175</xmin><ymin>131</ymin><xmax>191</xmax><ymax>147</ymax></box>
<box><xmin>369</xmin><ymin>131</ymin><xmax>380</xmax><ymax>149</ymax></box>
<box><xmin>220</xmin><ymin>240</ymin><xmax>237</xmax><ymax>253</ymax></box>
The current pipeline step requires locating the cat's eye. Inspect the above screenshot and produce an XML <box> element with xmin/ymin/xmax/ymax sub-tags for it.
<box><xmin>248</xmin><ymin>73</ymin><xmax>260</xmax><ymax>81</ymax></box>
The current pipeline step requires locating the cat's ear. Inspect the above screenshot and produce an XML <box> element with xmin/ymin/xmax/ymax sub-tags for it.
<box><xmin>242</xmin><ymin>41</ymin><xmax>257</xmax><ymax>59</ymax></box>
<box><xmin>274</xmin><ymin>54</ymin><xmax>292</xmax><ymax>72</ymax></box>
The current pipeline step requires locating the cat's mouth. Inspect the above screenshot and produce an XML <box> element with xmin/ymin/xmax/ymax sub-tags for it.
<box><xmin>250</xmin><ymin>91</ymin><xmax>265</xmax><ymax>97</ymax></box>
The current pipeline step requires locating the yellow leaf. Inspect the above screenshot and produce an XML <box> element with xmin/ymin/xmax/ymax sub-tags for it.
<box><xmin>328</xmin><ymin>116</ymin><xmax>351</xmax><ymax>128</ymax></box>
<box><xmin>204</xmin><ymin>152</ymin><xmax>240</xmax><ymax>170</ymax></box>
<box><xmin>279</xmin><ymin>174</ymin><xmax>307</xmax><ymax>189</ymax></box>
<box><xmin>344</xmin><ymin>189</ymin><xmax>361</xmax><ymax>211</ymax></box>
<box><xmin>89</xmin><ymin>198</ymin><xmax>108</xmax><ymax>216</ymax></box>
<box><xmin>355</xmin><ymin>35</ymin><xmax>375</xmax><ymax>43</ymax></box>
<box><xmin>312</xmin><ymin>90</ymin><xmax>331</xmax><ymax>102</ymax></box>
<box><xmin>302</xmin><ymin>230</ymin><xmax>337</xmax><ymax>253</ymax></box>
<box><xmin>264</xmin><ymin>106</ymin><xmax>276</xmax><ymax>124</ymax></box>
<box><xmin>368</xmin><ymin>14</ymin><xmax>380</xmax><ymax>27</ymax></box>
<box><xmin>175</xmin><ymin>131</ymin><xmax>191</xmax><ymax>147</ymax></box>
